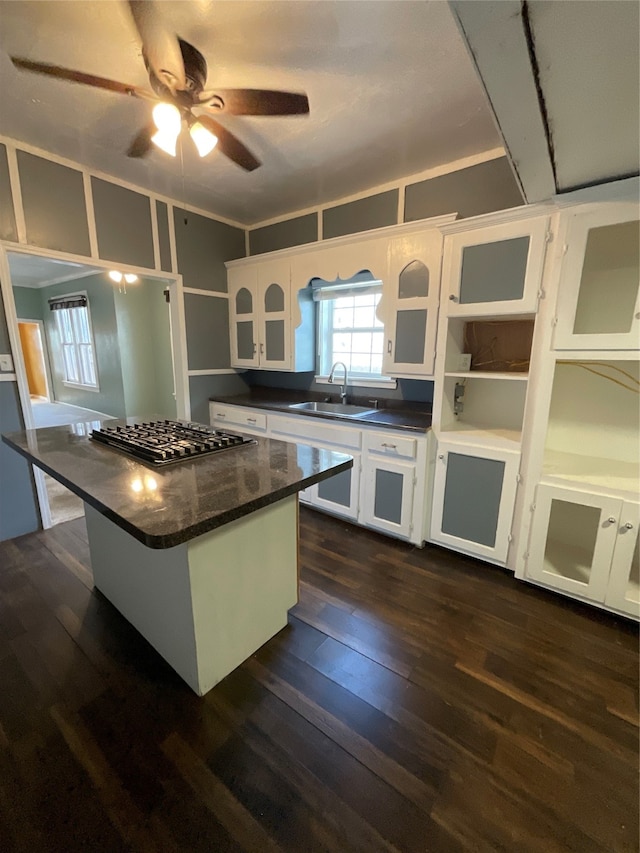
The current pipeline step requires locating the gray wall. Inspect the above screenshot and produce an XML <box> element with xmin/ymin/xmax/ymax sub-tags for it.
<box><xmin>0</xmin><ymin>144</ymin><xmax>247</xmax><ymax>541</ymax></box>
<box><xmin>246</xmin><ymin>156</ymin><xmax>523</xmax><ymax>255</ymax></box>
<box><xmin>0</xmin><ymin>295</ymin><xmax>40</xmax><ymax>540</ymax></box>
<box><xmin>249</xmin><ymin>213</ymin><xmax>318</xmax><ymax>256</ymax></box>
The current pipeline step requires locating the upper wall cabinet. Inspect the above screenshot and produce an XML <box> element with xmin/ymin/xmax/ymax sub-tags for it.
<box><xmin>228</xmin><ymin>259</ymin><xmax>314</xmax><ymax>372</ymax></box>
<box><xmin>553</xmin><ymin>203</ymin><xmax>639</xmax><ymax>350</ymax></box>
<box><xmin>378</xmin><ymin>228</ymin><xmax>445</xmax><ymax>376</ymax></box>
<box><xmin>442</xmin><ymin>216</ymin><xmax>550</xmax><ymax>316</ymax></box>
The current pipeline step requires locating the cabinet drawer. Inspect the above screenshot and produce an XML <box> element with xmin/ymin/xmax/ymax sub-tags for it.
<box><xmin>210</xmin><ymin>405</ymin><xmax>267</xmax><ymax>432</ymax></box>
<box><xmin>365</xmin><ymin>431</ymin><xmax>417</xmax><ymax>460</ymax></box>
<box><xmin>271</xmin><ymin>416</ymin><xmax>361</xmax><ymax>450</ymax></box>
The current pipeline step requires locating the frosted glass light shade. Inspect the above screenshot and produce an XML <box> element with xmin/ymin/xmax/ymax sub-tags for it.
<box><xmin>190</xmin><ymin>121</ymin><xmax>218</xmax><ymax>157</ymax></box>
<box><xmin>152</xmin><ymin>103</ymin><xmax>181</xmax><ymax>156</ymax></box>
<box><xmin>109</xmin><ymin>270</ymin><xmax>123</xmax><ymax>283</ymax></box>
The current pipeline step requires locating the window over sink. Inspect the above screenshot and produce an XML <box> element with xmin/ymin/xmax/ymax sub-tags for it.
<box><xmin>313</xmin><ymin>273</ymin><xmax>393</xmax><ymax>384</ymax></box>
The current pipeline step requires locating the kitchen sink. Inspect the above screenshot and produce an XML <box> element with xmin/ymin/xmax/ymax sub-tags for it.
<box><xmin>288</xmin><ymin>401</ymin><xmax>378</xmax><ymax>418</ymax></box>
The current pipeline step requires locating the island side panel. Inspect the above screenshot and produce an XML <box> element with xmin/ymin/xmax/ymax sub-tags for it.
<box><xmin>84</xmin><ymin>504</ymin><xmax>200</xmax><ymax>692</ymax></box>
<box><xmin>189</xmin><ymin>495</ymin><xmax>299</xmax><ymax>695</ymax></box>
<box><xmin>84</xmin><ymin>496</ymin><xmax>299</xmax><ymax>696</ymax></box>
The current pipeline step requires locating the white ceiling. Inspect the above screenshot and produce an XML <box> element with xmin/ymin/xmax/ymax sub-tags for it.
<box><xmin>1</xmin><ymin>2</ymin><xmax>637</xmax><ymax>230</ymax></box>
<box><xmin>8</xmin><ymin>253</ymin><xmax>100</xmax><ymax>288</ymax></box>
<box><xmin>0</xmin><ymin>0</ymin><xmax>503</xmax><ymax>226</ymax></box>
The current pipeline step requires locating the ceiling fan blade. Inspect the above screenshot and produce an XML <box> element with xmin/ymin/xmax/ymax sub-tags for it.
<box><xmin>10</xmin><ymin>57</ymin><xmax>153</xmax><ymax>99</ymax></box>
<box><xmin>127</xmin><ymin>0</ymin><xmax>186</xmax><ymax>93</ymax></box>
<box><xmin>127</xmin><ymin>123</ymin><xmax>156</xmax><ymax>158</ymax></box>
<box><xmin>197</xmin><ymin>89</ymin><xmax>310</xmax><ymax>116</ymax></box>
<box><xmin>194</xmin><ymin>115</ymin><xmax>261</xmax><ymax>171</ymax></box>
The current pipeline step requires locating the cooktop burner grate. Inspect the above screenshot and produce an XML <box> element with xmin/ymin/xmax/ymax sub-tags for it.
<box><xmin>90</xmin><ymin>419</ymin><xmax>255</xmax><ymax>466</ymax></box>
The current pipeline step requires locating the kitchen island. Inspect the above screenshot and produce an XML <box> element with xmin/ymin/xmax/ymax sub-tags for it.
<box><xmin>2</xmin><ymin>418</ymin><xmax>352</xmax><ymax>695</ymax></box>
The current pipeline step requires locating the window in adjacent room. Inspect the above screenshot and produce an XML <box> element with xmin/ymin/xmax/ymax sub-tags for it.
<box><xmin>314</xmin><ymin>272</ymin><xmax>392</xmax><ymax>382</ymax></box>
<box><xmin>49</xmin><ymin>293</ymin><xmax>99</xmax><ymax>389</ymax></box>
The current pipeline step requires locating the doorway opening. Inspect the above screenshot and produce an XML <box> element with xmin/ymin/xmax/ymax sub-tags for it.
<box><xmin>3</xmin><ymin>248</ymin><xmax>184</xmax><ymax>529</ymax></box>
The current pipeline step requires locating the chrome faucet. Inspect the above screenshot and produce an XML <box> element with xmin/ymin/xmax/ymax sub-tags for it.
<box><xmin>328</xmin><ymin>361</ymin><xmax>348</xmax><ymax>404</ymax></box>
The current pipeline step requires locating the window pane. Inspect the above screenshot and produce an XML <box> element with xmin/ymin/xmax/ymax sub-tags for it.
<box><xmin>63</xmin><ymin>345</ymin><xmax>79</xmax><ymax>383</ymax></box>
<box><xmin>353</xmin><ymin>306</ymin><xmax>376</xmax><ymax>328</ymax></box>
<box><xmin>371</xmin><ymin>332</ymin><xmax>384</xmax><ymax>355</ymax></box>
<box><xmin>352</xmin><ymin>332</ymin><xmax>372</xmax><ymax>354</ymax></box>
<box><xmin>76</xmin><ymin>307</ymin><xmax>91</xmax><ymax>343</ymax></box>
<box><xmin>333</xmin><ymin>308</ymin><xmax>354</xmax><ymax>329</ymax></box>
<box><xmin>350</xmin><ymin>353</ymin><xmax>372</xmax><ymax>374</ymax></box>
<box><xmin>332</xmin><ymin>333</ymin><xmax>352</xmax><ymax>355</ymax></box>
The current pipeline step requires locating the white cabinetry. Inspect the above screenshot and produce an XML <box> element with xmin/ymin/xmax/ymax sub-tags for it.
<box><xmin>269</xmin><ymin>415</ymin><xmax>362</xmax><ymax>522</ymax></box>
<box><xmin>429</xmin><ymin>209</ymin><xmax>553</xmax><ymax>566</ymax></box>
<box><xmin>430</xmin><ymin>442</ymin><xmax>520</xmax><ymax>563</ymax></box>
<box><xmin>361</xmin><ymin>431</ymin><xmax>418</xmax><ymax>539</ymax></box>
<box><xmin>527</xmin><ymin>485</ymin><xmax>638</xmax><ymax>613</ymax></box>
<box><xmin>227</xmin><ymin>260</ymin><xmax>314</xmax><ymax>372</ymax></box>
<box><xmin>553</xmin><ymin>202</ymin><xmax>639</xmax><ymax>350</ymax></box>
<box><xmin>209</xmin><ymin>403</ymin><xmax>431</xmax><ymax>545</ymax></box>
<box><xmin>441</xmin><ymin>214</ymin><xmax>550</xmax><ymax>316</ymax></box>
<box><xmin>377</xmin><ymin>220</ymin><xmax>453</xmax><ymax>377</ymax></box>
<box><xmin>516</xmin><ymin>179</ymin><xmax>640</xmax><ymax>619</ymax></box>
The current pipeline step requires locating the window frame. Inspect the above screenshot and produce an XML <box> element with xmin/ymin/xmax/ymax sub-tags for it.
<box><xmin>314</xmin><ymin>284</ymin><xmax>396</xmax><ymax>388</ymax></box>
<box><xmin>51</xmin><ymin>292</ymin><xmax>100</xmax><ymax>391</ymax></box>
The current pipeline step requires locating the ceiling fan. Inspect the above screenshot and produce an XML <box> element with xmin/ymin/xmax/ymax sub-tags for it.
<box><xmin>10</xmin><ymin>0</ymin><xmax>310</xmax><ymax>171</ymax></box>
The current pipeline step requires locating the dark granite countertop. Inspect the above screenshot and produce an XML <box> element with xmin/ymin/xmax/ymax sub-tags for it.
<box><xmin>2</xmin><ymin>419</ymin><xmax>352</xmax><ymax>550</ymax></box>
<box><xmin>210</xmin><ymin>389</ymin><xmax>433</xmax><ymax>433</ymax></box>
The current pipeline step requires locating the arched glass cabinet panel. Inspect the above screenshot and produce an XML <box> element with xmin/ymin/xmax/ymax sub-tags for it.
<box><xmin>235</xmin><ymin>287</ymin><xmax>253</xmax><ymax>315</ymax></box>
<box><xmin>264</xmin><ymin>283</ymin><xmax>285</xmax><ymax>313</ymax></box>
<box><xmin>398</xmin><ymin>260</ymin><xmax>429</xmax><ymax>299</ymax></box>
<box><xmin>382</xmin><ymin>230</ymin><xmax>444</xmax><ymax>377</ymax></box>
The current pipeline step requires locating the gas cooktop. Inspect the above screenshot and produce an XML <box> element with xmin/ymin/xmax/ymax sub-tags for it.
<box><xmin>90</xmin><ymin>420</ymin><xmax>255</xmax><ymax>466</ymax></box>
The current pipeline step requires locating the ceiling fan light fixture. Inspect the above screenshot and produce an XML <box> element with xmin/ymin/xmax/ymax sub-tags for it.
<box><xmin>189</xmin><ymin>121</ymin><xmax>218</xmax><ymax>157</ymax></box>
<box><xmin>109</xmin><ymin>270</ymin><xmax>123</xmax><ymax>283</ymax></box>
<box><xmin>151</xmin><ymin>102</ymin><xmax>181</xmax><ymax>156</ymax></box>
<box><xmin>124</xmin><ymin>273</ymin><xmax>138</xmax><ymax>284</ymax></box>
<box><xmin>151</xmin><ymin>128</ymin><xmax>178</xmax><ymax>156</ymax></box>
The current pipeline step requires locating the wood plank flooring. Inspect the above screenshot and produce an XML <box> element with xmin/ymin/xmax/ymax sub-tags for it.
<box><xmin>0</xmin><ymin>507</ymin><xmax>637</xmax><ymax>852</ymax></box>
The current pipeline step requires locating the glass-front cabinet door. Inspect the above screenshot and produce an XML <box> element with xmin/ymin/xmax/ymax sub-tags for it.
<box><xmin>430</xmin><ymin>442</ymin><xmax>520</xmax><ymax>563</ymax></box>
<box><xmin>526</xmin><ymin>485</ymin><xmax>620</xmax><ymax>602</ymax></box>
<box><xmin>554</xmin><ymin>204</ymin><xmax>640</xmax><ymax>350</ymax></box>
<box><xmin>258</xmin><ymin>262</ymin><xmax>292</xmax><ymax>370</ymax></box>
<box><xmin>228</xmin><ymin>266</ymin><xmax>259</xmax><ymax>368</ymax></box>
<box><xmin>380</xmin><ymin>229</ymin><xmax>444</xmax><ymax>376</ymax></box>
<box><xmin>443</xmin><ymin>217</ymin><xmax>549</xmax><ymax>316</ymax></box>
<box><xmin>604</xmin><ymin>499</ymin><xmax>640</xmax><ymax>618</ymax></box>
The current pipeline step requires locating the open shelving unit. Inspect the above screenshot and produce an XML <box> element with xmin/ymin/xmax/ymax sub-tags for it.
<box><xmin>438</xmin><ymin>315</ymin><xmax>535</xmax><ymax>448</ymax></box>
<box><xmin>541</xmin><ymin>357</ymin><xmax>640</xmax><ymax>496</ymax></box>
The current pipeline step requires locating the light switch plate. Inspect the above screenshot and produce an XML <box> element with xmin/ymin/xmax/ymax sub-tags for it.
<box><xmin>0</xmin><ymin>354</ymin><xmax>14</xmax><ymax>372</ymax></box>
<box><xmin>458</xmin><ymin>353</ymin><xmax>472</xmax><ymax>371</ymax></box>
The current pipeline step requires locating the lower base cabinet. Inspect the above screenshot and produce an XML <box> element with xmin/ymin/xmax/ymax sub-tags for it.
<box><xmin>430</xmin><ymin>441</ymin><xmax>520</xmax><ymax>564</ymax></box>
<box><xmin>210</xmin><ymin>403</ymin><xmax>430</xmax><ymax>545</ymax></box>
<box><xmin>525</xmin><ymin>483</ymin><xmax>639</xmax><ymax>618</ymax></box>
<box><xmin>309</xmin><ymin>451</ymin><xmax>361</xmax><ymax>521</ymax></box>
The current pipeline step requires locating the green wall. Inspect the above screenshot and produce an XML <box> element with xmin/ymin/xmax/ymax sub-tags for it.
<box><xmin>13</xmin><ymin>286</ymin><xmax>44</xmax><ymax>321</ymax></box>
<box><xmin>42</xmin><ymin>273</ymin><xmax>126</xmax><ymax>417</ymax></box>
<box><xmin>113</xmin><ymin>280</ymin><xmax>176</xmax><ymax>419</ymax></box>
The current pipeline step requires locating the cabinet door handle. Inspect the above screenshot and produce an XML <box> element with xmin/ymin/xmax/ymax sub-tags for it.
<box><xmin>387</xmin><ymin>340</ymin><xmax>392</xmax><ymax>354</ymax></box>
<box><xmin>449</xmin><ymin>294</ymin><xmax>458</xmax><ymax>302</ymax></box>
<box><xmin>624</xmin><ymin>522</ymin><xmax>634</xmax><ymax>530</ymax></box>
<box><xmin>217</xmin><ymin>413</ymin><xmax>226</xmax><ymax>419</ymax></box>
<box><xmin>247</xmin><ymin>418</ymin><xmax>257</xmax><ymax>424</ymax></box>
<box><xmin>253</xmin><ymin>344</ymin><xmax>257</xmax><ymax>354</ymax></box>
<box><xmin>381</xmin><ymin>443</ymin><xmax>397</xmax><ymax>450</ymax></box>
<box><xmin>438</xmin><ymin>454</ymin><xmax>445</xmax><ymax>460</ymax></box>
<box><xmin>260</xmin><ymin>343</ymin><xmax>264</xmax><ymax>354</ymax></box>
<box><xmin>607</xmin><ymin>517</ymin><xmax>617</xmax><ymax>524</ymax></box>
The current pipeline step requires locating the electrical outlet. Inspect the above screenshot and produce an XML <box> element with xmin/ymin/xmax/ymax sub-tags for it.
<box><xmin>458</xmin><ymin>353</ymin><xmax>472</xmax><ymax>371</ymax></box>
<box><xmin>0</xmin><ymin>354</ymin><xmax>14</xmax><ymax>372</ymax></box>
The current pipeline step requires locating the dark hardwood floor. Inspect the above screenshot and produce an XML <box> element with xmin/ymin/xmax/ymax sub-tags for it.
<box><xmin>0</xmin><ymin>507</ymin><xmax>638</xmax><ymax>853</ymax></box>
